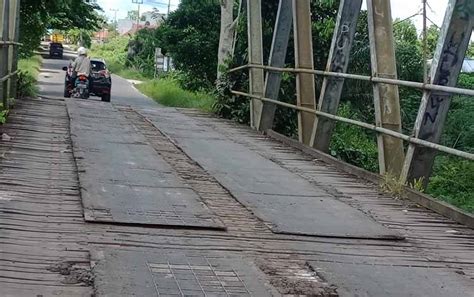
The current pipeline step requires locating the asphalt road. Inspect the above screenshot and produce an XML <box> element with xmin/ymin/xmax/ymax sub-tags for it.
<box><xmin>39</xmin><ymin>51</ymin><xmax>156</xmax><ymax>108</ymax></box>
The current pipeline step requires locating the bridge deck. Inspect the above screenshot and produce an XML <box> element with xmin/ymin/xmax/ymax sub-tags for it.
<box><xmin>1</xmin><ymin>90</ymin><xmax>473</xmax><ymax>295</ymax></box>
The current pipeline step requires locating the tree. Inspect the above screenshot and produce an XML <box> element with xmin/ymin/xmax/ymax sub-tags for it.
<box><xmin>424</xmin><ymin>25</ymin><xmax>440</xmax><ymax>59</ymax></box>
<box><xmin>155</xmin><ymin>0</ymin><xmax>222</xmax><ymax>90</ymax></box>
<box><xmin>127</xmin><ymin>10</ymin><xmax>139</xmax><ymax>20</ymax></box>
<box><xmin>467</xmin><ymin>42</ymin><xmax>474</xmax><ymax>59</ymax></box>
<box><xmin>394</xmin><ymin>19</ymin><xmax>419</xmax><ymax>45</ymax></box>
<box><xmin>19</xmin><ymin>0</ymin><xmax>102</xmax><ymax>56</ymax></box>
<box><xmin>217</xmin><ymin>0</ymin><xmax>239</xmax><ymax>79</ymax></box>
<box><xmin>65</xmin><ymin>29</ymin><xmax>93</xmax><ymax>48</ymax></box>
<box><xmin>151</xmin><ymin>7</ymin><xmax>165</xmax><ymax>21</ymax></box>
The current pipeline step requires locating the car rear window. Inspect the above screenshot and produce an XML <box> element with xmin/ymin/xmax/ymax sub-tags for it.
<box><xmin>50</xmin><ymin>43</ymin><xmax>63</xmax><ymax>49</ymax></box>
<box><xmin>91</xmin><ymin>61</ymin><xmax>107</xmax><ymax>71</ymax></box>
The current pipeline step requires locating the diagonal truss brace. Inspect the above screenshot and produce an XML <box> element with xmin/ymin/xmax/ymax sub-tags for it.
<box><xmin>401</xmin><ymin>0</ymin><xmax>474</xmax><ymax>185</ymax></box>
<box><xmin>310</xmin><ymin>0</ymin><xmax>363</xmax><ymax>152</ymax></box>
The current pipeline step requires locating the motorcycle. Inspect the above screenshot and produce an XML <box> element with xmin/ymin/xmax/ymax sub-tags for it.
<box><xmin>72</xmin><ymin>74</ymin><xmax>90</xmax><ymax>99</ymax></box>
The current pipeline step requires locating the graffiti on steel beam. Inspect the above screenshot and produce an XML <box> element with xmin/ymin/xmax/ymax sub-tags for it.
<box><xmin>455</xmin><ymin>1</ymin><xmax>473</xmax><ymax>21</ymax></box>
<box><xmin>330</xmin><ymin>23</ymin><xmax>351</xmax><ymax>74</ymax></box>
<box><xmin>422</xmin><ymin>30</ymin><xmax>466</xmax><ymax>126</ymax></box>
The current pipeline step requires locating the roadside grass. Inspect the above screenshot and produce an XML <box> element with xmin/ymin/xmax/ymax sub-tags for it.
<box><xmin>137</xmin><ymin>78</ymin><xmax>215</xmax><ymax>112</ymax></box>
<box><xmin>18</xmin><ymin>55</ymin><xmax>41</xmax><ymax>78</ymax></box>
<box><xmin>111</xmin><ymin>64</ymin><xmax>149</xmax><ymax>81</ymax></box>
<box><xmin>17</xmin><ymin>55</ymin><xmax>42</xmax><ymax>98</ymax></box>
<box><xmin>89</xmin><ymin>37</ymin><xmax>149</xmax><ymax>81</ymax></box>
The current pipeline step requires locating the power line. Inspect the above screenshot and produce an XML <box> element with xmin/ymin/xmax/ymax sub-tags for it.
<box><xmin>426</xmin><ymin>16</ymin><xmax>440</xmax><ymax>29</ymax></box>
<box><xmin>393</xmin><ymin>10</ymin><xmax>422</xmax><ymax>26</ymax></box>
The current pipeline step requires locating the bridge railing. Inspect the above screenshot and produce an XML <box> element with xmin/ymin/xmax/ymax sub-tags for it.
<box><xmin>229</xmin><ymin>0</ymin><xmax>473</xmax><ymax>186</ymax></box>
<box><xmin>0</xmin><ymin>0</ymin><xmax>21</xmax><ymax>110</ymax></box>
<box><xmin>229</xmin><ymin>64</ymin><xmax>474</xmax><ymax>161</ymax></box>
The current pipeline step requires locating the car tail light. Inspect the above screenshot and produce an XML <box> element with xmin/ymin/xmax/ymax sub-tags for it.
<box><xmin>99</xmin><ymin>70</ymin><xmax>110</xmax><ymax>78</ymax></box>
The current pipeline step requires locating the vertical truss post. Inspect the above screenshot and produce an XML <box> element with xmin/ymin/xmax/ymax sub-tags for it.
<box><xmin>367</xmin><ymin>0</ymin><xmax>405</xmax><ymax>176</ymax></box>
<box><xmin>247</xmin><ymin>0</ymin><xmax>264</xmax><ymax>129</ymax></box>
<box><xmin>310</xmin><ymin>0</ymin><xmax>363</xmax><ymax>151</ymax></box>
<box><xmin>293</xmin><ymin>0</ymin><xmax>316</xmax><ymax>145</ymax></box>
<box><xmin>8</xmin><ymin>0</ymin><xmax>18</xmax><ymax>104</ymax></box>
<box><xmin>401</xmin><ymin>0</ymin><xmax>473</xmax><ymax>185</ymax></box>
<box><xmin>0</xmin><ymin>0</ymin><xmax>10</xmax><ymax>110</ymax></box>
<box><xmin>258</xmin><ymin>0</ymin><xmax>293</xmax><ymax>131</ymax></box>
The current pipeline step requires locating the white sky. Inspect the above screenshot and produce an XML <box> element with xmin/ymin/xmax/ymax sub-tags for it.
<box><xmin>97</xmin><ymin>0</ymin><xmax>450</xmax><ymax>30</ymax></box>
<box><xmin>363</xmin><ymin>0</ymin><xmax>449</xmax><ymax>32</ymax></box>
<box><xmin>97</xmin><ymin>0</ymin><xmax>181</xmax><ymax>20</ymax></box>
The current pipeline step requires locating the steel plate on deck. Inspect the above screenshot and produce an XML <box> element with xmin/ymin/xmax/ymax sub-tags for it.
<box><xmin>91</xmin><ymin>249</ymin><xmax>278</xmax><ymax>297</ymax></box>
<box><xmin>141</xmin><ymin>109</ymin><xmax>403</xmax><ymax>240</ymax></box>
<box><xmin>67</xmin><ymin>100</ymin><xmax>225</xmax><ymax>230</ymax></box>
<box><xmin>308</xmin><ymin>261</ymin><xmax>474</xmax><ymax>297</ymax></box>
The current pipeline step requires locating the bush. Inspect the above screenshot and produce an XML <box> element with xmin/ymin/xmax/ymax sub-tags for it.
<box><xmin>17</xmin><ymin>55</ymin><xmax>42</xmax><ymax>98</ymax></box>
<box><xmin>213</xmin><ymin>70</ymin><xmax>250</xmax><ymax>124</ymax></box>
<box><xmin>428</xmin><ymin>157</ymin><xmax>474</xmax><ymax>212</ymax></box>
<box><xmin>16</xmin><ymin>71</ymin><xmax>39</xmax><ymax>98</ymax></box>
<box><xmin>329</xmin><ymin>103</ymin><xmax>379</xmax><ymax>172</ymax></box>
<box><xmin>136</xmin><ymin>77</ymin><xmax>215</xmax><ymax>112</ymax></box>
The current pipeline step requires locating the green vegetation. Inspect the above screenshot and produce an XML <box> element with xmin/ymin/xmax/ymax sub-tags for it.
<box><xmin>89</xmin><ymin>36</ymin><xmax>148</xmax><ymax>80</ymax></box>
<box><xmin>137</xmin><ymin>78</ymin><xmax>214</xmax><ymax>112</ymax></box>
<box><xmin>0</xmin><ymin>55</ymin><xmax>42</xmax><ymax>124</ymax></box>
<box><xmin>428</xmin><ymin>157</ymin><xmax>474</xmax><ymax>212</ymax></box>
<box><xmin>17</xmin><ymin>55</ymin><xmax>42</xmax><ymax>98</ymax></box>
<box><xmin>330</xmin><ymin>103</ymin><xmax>379</xmax><ymax>173</ymax></box>
<box><xmin>20</xmin><ymin>0</ymin><xmax>102</xmax><ymax>57</ymax></box>
<box><xmin>90</xmin><ymin>34</ymin><xmax>215</xmax><ymax>110</ymax></box>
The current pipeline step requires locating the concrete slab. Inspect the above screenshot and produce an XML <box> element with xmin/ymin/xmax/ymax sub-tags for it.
<box><xmin>140</xmin><ymin>109</ymin><xmax>403</xmax><ymax>240</ymax></box>
<box><xmin>91</xmin><ymin>249</ymin><xmax>279</xmax><ymax>297</ymax></box>
<box><xmin>67</xmin><ymin>99</ymin><xmax>225</xmax><ymax>230</ymax></box>
<box><xmin>309</xmin><ymin>261</ymin><xmax>474</xmax><ymax>297</ymax></box>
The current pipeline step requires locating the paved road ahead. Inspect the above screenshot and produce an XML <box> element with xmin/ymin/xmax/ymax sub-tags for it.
<box><xmin>1</xmin><ymin>55</ymin><xmax>473</xmax><ymax>296</ymax></box>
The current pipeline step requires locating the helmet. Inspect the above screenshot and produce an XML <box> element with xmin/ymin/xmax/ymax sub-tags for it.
<box><xmin>77</xmin><ymin>47</ymin><xmax>87</xmax><ymax>55</ymax></box>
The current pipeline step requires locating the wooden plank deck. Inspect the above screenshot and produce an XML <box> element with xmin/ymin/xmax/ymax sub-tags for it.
<box><xmin>0</xmin><ymin>96</ymin><xmax>473</xmax><ymax>296</ymax></box>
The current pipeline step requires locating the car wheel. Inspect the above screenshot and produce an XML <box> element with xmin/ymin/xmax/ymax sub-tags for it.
<box><xmin>64</xmin><ymin>84</ymin><xmax>71</xmax><ymax>98</ymax></box>
<box><xmin>101</xmin><ymin>94</ymin><xmax>111</xmax><ymax>102</ymax></box>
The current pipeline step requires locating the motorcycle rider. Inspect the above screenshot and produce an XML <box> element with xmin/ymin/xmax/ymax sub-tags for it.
<box><xmin>71</xmin><ymin>47</ymin><xmax>91</xmax><ymax>89</ymax></box>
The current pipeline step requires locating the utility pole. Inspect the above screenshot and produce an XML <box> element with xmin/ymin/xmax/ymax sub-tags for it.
<box><xmin>167</xmin><ymin>0</ymin><xmax>171</xmax><ymax>18</ymax></box>
<box><xmin>110</xmin><ymin>8</ymin><xmax>119</xmax><ymax>31</ymax></box>
<box><xmin>132</xmin><ymin>0</ymin><xmax>143</xmax><ymax>32</ymax></box>
<box><xmin>422</xmin><ymin>0</ymin><xmax>428</xmax><ymax>84</ymax></box>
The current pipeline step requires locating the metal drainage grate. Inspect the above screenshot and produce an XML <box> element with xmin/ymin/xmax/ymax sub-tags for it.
<box><xmin>147</xmin><ymin>258</ymin><xmax>252</xmax><ymax>296</ymax></box>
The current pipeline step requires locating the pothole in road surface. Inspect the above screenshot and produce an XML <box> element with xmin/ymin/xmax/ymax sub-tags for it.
<box><xmin>256</xmin><ymin>259</ymin><xmax>338</xmax><ymax>297</ymax></box>
<box><xmin>47</xmin><ymin>261</ymin><xmax>94</xmax><ymax>286</ymax></box>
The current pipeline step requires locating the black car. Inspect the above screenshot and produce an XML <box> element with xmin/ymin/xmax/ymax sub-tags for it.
<box><xmin>49</xmin><ymin>43</ymin><xmax>63</xmax><ymax>59</ymax></box>
<box><xmin>63</xmin><ymin>58</ymin><xmax>112</xmax><ymax>102</ymax></box>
